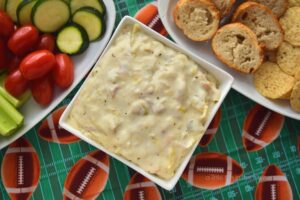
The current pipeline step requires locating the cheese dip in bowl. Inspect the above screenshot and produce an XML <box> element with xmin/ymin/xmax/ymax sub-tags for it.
<box><xmin>60</xmin><ymin>16</ymin><xmax>233</xmax><ymax>190</ymax></box>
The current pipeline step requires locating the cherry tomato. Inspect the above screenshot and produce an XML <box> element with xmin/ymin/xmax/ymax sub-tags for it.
<box><xmin>52</xmin><ymin>54</ymin><xmax>74</xmax><ymax>88</ymax></box>
<box><xmin>0</xmin><ymin>11</ymin><xmax>14</xmax><ymax>38</ymax></box>
<box><xmin>4</xmin><ymin>69</ymin><xmax>29</xmax><ymax>97</ymax></box>
<box><xmin>20</xmin><ymin>50</ymin><xmax>55</xmax><ymax>80</ymax></box>
<box><xmin>8</xmin><ymin>25</ymin><xmax>39</xmax><ymax>56</ymax></box>
<box><xmin>36</xmin><ymin>34</ymin><xmax>55</xmax><ymax>52</ymax></box>
<box><xmin>7</xmin><ymin>56</ymin><xmax>22</xmax><ymax>73</ymax></box>
<box><xmin>30</xmin><ymin>76</ymin><xmax>53</xmax><ymax>106</ymax></box>
<box><xmin>0</xmin><ymin>39</ymin><xmax>8</xmax><ymax>70</ymax></box>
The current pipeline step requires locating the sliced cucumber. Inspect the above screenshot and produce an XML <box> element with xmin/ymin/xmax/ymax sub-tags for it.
<box><xmin>72</xmin><ymin>7</ymin><xmax>105</xmax><ymax>41</ymax></box>
<box><xmin>5</xmin><ymin>0</ymin><xmax>23</xmax><ymax>22</ymax></box>
<box><xmin>0</xmin><ymin>0</ymin><xmax>6</xmax><ymax>10</ymax></box>
<box><xmin>70</xmin><ymin>0</ymin><xmax>105</xmax><ymax>15</ymax></box>
<box><xmin>56</xmin><ymin>23</ymin><xmax>89</xmax><ymax>55</ymax></box>
<box><xmin>32</xmin><ymin>0</ymin><xmax>70</xmax><ymax>33</ymax></box>
<box><xmin>17</xmin><ymin>0</ymin><xmax>37</xmax><ymax>25</ymax></box>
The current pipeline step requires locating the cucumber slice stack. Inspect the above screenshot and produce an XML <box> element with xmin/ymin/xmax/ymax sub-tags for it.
<box><xmin>72</xmin><ymin>7</ymin><xmax>106</xmax><ymax>41</ymax></box>
<box><xmin>32</xmin><ymin>0</ymin><xmax>70</xmax><ymax>33</ymax></box>
<box><xmin>17</xmin><ymin>0</ymin><xmax>37</xmax><ymax>25</ymax></box>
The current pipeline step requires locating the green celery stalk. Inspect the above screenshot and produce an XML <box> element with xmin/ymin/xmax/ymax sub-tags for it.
<box><xmin>0</xmin><ymin>105</ymin><xmax>18</xmax><ymax>136</ymax></box>
<box><xmin>0</xmin><ymin>94</ymin><xmax>24</xmax><ymax>126</ymax></box>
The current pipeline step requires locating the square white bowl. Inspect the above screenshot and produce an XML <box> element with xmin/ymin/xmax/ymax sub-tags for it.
<box><xmin>59</xmin><ymin>16</ymin><xmax>234</xmax><ymax>190</ymax></box>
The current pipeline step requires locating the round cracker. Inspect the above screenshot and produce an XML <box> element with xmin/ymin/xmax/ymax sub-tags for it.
<box><xmin>279</xmin><ymin>7</ymin><xmax>300</xmax><ymax>46</ymax></box>
<box><xmin>290</xmin><ymin>81</ymin><xmax>300</xmax><ymax>112</ymax></box>
<box><xmin>254</xmin><ymin>62</ymin><xmax>295</xmax><ymax>99</ymax></box>
<box><xmin>277</xmin><ymin>41</ymin><xmax>300</xmax><ymax>76</ymax></box>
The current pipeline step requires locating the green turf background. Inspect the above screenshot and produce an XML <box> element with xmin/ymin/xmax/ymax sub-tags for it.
<box><xmin>0</xmin><ymin>0</ymin><xmax>300</xmax><ymax>199</ymax></box>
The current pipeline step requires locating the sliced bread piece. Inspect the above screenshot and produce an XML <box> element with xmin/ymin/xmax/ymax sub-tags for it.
<box><xmin>212</xmin><ymin>23</ymin><xmax>263</xmax><ymax>73</ymax></box>
<box><xmin>247</xmin><ymin>0</ymin><xmax>288</xmax><ymax>17</ymax></box>
<box><xmin>254</xmin><ymin>62</ymin><xmax>295</xmax><ymax>99</ymax></box>
<box><xmin>232</xmin><ymin>2</ymin><xmax>283</xmax><ymax>50</ymax></box>
<box><xmin>279</xmin><ymin>7</ymin><xmax>300</xmax><ymax>47</ymax></box>
<box><xmin>277</xmin><ymin>41</ymin><xmax>300</xmax><ymax>76</ymax></box>
<box><xmin>173</xmin><ymin>0</ymin><xmax>220</xmax><ymax>41</ymax></box>
<box><xmin>212</xmin><ymin>0</ymin><xmax>235</xmax><ymax>17</ymax></box>
<box><xmin>290</xmin><ymin>81</ymin><xmax>300</xmax><ymax>112</ymax></box>
<box><xmin>288</xmin><ymin>0</ymin><xmax>300</xmax><ymax>7</ymax></box>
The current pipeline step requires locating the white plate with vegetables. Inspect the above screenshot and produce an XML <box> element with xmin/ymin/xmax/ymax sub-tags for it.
<box><xmin>0</xmin><ymin>0</ymin><xmax>116</xmax><ymax>149</ymax></box>
<box><xmin>158</xmin><ymin>0</ymin><xmax>300</xmax><ymax>120</ymax></box>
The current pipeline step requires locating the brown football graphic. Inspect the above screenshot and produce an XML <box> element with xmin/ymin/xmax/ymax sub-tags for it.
<box><xmin>63</xmin><ymin>150</ymin><xmax>110</xmax><ymax>200</ymax></box>
<box><xmin>1</xmin><ymin>137</ymin><xmax>40</xmax><ymax>200</ymax></box>
<box><xmin>181</xmin><ymin>152</ymin><xmax>243</xmax><ymax>190</ymax></box>
<box><xmin>255</xmin><ymin>164</ymin><xmax>293</xmax><ymax>200</ymax></box>
<box><xmin>123</xmin><ymin>173</ymin><xmax>162</xmax><ymax>200</ymax></box>
<box><xmin>135</xmin><ymin>1</ymin><xmax>168</xmax><ymax>36</ymax></box>
<box><xmin>199</xmin><ymin>108</ymin><xmax>222</xmax><ymax>147</ymax></box>
<box><xmin>242</xmin><ymin>104</ymin><xmax>284</xmax><ymax>152</ymax></box>
<box><xmin>38</xmin><ymin>105</ymin><xmax>80</xmax><ymax>144</ymax></box>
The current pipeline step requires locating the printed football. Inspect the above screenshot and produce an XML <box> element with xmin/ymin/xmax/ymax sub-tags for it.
<box><xmin>63</xmin><ymin>150</ymin><xmax>110</xmax><ymax>200</ymax></box>
<box><xmin>135</xmin><ymin>1</ymin><xmax>168</xmax><ymax>36</ymax></box>
<box><xmin>181</xmin><ymin>152</ymin><xmax>243</xmax><ymax>190</ymax></box>
<box><xmin>199</xmin><ymin>108</ymin><xmax>222</xmax><ymax>147</ymax></box>
<box><xmin>242</xmin><ymin>104</ymin><xmax>284</xmax><ymax>152</ymax></box>
<box><xmin>38</xmin><ymin>105</ymin><xmax>80</xmax><ymax>144</ymax></box>
<box><xmin>1</xmin><ymin>137</ymin><xmax>40</xmax><ymax>200</ymax></box>
<box><xmin>255</xmin><ymin>164</ymin><xmax>293</xmax><ymax>200</ymax></box>
<box><xmin>123</xmin><ymin>173</ymin><xmax>162</xmax><ymax>200</ymax></box>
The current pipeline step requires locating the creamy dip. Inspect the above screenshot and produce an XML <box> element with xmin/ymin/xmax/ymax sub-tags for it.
<box><xmin>67</xmin><ymin>24</ymin><xmax>220</xmax><ymax>179</ymax></box>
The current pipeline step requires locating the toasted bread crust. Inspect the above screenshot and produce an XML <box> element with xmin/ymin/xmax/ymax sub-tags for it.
<box><xmin>212</xmin><ymin>23</ymin><xmax>263</xmax><ymax>74</ymax></box>
<box><xmin>212</xmin><ymin>0</ymin><xmax>235</xmax><ymax>17</ymax></box>
<box><xmin>173</xmin><ymin>0</ymin><xmax>220</xmax><ymax>41</ymax></box>
<box><xmin>232</xmin><ymin>2</ymin><xmax>284</xmax><ymax>50</ymax></box>
<box><xmin>247</xmin><ymin>0</ymin><xmax>288</xmax><ymax>17</ymax></box>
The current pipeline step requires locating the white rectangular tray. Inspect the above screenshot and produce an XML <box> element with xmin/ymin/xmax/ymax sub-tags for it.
<box><xmin>59</xmin><ymin>16</ymin><xmax>233</xmax><ymax>190</ymax></box>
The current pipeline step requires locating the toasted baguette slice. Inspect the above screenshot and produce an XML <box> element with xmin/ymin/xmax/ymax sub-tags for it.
<box><xmin>247</xmin><ymin>0</ymin><xmax>288</xmax><ymax>17</ymax></box>
<box><xmin>279</xmin><ymin>7</ymin><xmax>300</xmax><ymax>47</ymax></box>
<box><xmin>173</xmin><ymin>0</ymin><xmax>220</xmax><ymax>41</ymax></box>
<box><xmin>232</xmin><ymin>2</ymin><xmax>283</xmax><ymax>50</ymax></box>
<box><xmin>277</xmin><ymin>41</ymin><xmax>300</xmax><ymax>76</ymax></box>
<box><xmin>254</xmin><ymin>62</ymin><xmax>295</xmax><ymax>99</ymax></box>
<box><xmin>290</xmin><ymin>81</ymin><xmax>300</xmax><ymax>112</ymax></box>
<box><xmin>212</xmin><ymin>23</ymin><xmax>263</xmax><ymax>73</ymax></box>
<box><xmin>212</xmin><ymin>0</ymin><xmax>235</xmax><ymax>17</ymax></box>
<box><xmin>288</xmin><ymin>0</ymin><xmax>300</xmax><ymax>7</ymax></box>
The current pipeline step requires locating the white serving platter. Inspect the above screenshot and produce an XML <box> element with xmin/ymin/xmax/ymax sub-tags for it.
<box><xmin>59</xmin><ymin>16</ymin><xmax>233</xmax><ymax>190</ymax></box>
<box><xmin>0</xmin><ymin>0</ymin><xmax>116</xmax><ymax>149</ymax></box>
<box><xmin>158</xmin><ymin>0</ymin><xmax>300</xmax><ymax>120</ymax></box>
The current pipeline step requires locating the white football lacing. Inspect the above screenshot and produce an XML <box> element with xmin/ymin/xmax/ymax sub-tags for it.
<box><xmin>18</xmin><ymin>156</ymin><xmax>24</xmax><ymax>185</ymax></box>
<box><xmin>148</xmin><ymin>15</ymin><xmax>160</xmax><ymax>29</ymax></box>
<box><xmin>271</xmin><ymin>184</ymin><xmax>276</xmax><ymax>200</ymax></box>
<box><xmin>196</xmin><ymin>167</ymin><xmax>224</xmax><ymax>173</ymax></box>
<box><xmin>138</xmin><ymin>190</ymin><xmax>145</xmax><ymax>200</ymax></box>
<box><xmin>255</xmin><ymin>111</ymin><xmax>272</xmax><ymax>136</ymax></box>
<box><xmin>76</xmin><ymin>167</ymin><xmax>96</xmax><ymax>194</ymax></box>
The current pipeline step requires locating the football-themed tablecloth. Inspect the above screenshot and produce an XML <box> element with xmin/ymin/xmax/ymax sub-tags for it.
<box><xmin>0</xmin><ymin>0</ymin><xmax>300</xmax><ymax>199</ymax></box>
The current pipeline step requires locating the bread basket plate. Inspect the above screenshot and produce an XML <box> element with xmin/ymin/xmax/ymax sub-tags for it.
<box><xmin>59</xmin><ymin>16</ymin><xmax>233</xmax><ymax>190</ymax></box>
<box><xmin>0</xmin><ymin>0</ymin><xmax>116</xmax><ymax>149</ymax></box>
<box><xmin>158</xmin><ymin>0</ymin><xmax>300</xmax><ymax>120</ymax></box>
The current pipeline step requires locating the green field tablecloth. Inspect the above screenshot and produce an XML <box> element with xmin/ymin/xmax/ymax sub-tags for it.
<box><xmin>0</xmin><ymin>0</ymin><xmax>300</xmax><ymax>199</ymax></box>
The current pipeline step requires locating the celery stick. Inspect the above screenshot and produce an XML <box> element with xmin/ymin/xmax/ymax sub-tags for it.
<box><xmin>0</xmin><ymin>87</ymin><xmax>20</xmax><ymax>107</ymax></box>
<box><xmin>0</xmin><ymin>105</ymin><xmax>18</xmax><ymax>136</ymax></box>
<box><xmin>0</xmin><ymin>94</ymin><xmax>24</xmax><ymax>126</ymax></box>
<box><xmin>0</xmin><ymin>73</ymin><xmax>6</xmax><ymax>86</ymax></box>
<box><xmin>18</xmin><ymin>90</ymin><xmax>31</xmax><ymax>107</ymax></box>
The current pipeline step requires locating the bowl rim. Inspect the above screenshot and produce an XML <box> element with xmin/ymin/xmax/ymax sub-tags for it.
<box><xmin>59</xmin><ymin>16</ymin><xmax>234</xmax><ymax>190</ymax></box>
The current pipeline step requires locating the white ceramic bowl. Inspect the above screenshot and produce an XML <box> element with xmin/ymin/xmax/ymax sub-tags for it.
<box><xmin>59</xmin><ymin>16</ymin><xmax>233</xmax><ymax>190</ymax></box>
<box><xmin>158</xmin><ymin>0</ymin><xmax>300</xmax><ymax>120</ymax></box>
<box><xmin>0</xmin><ymin>0</ymin><xmax>116</xmax><ymax>149</ymax></box>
